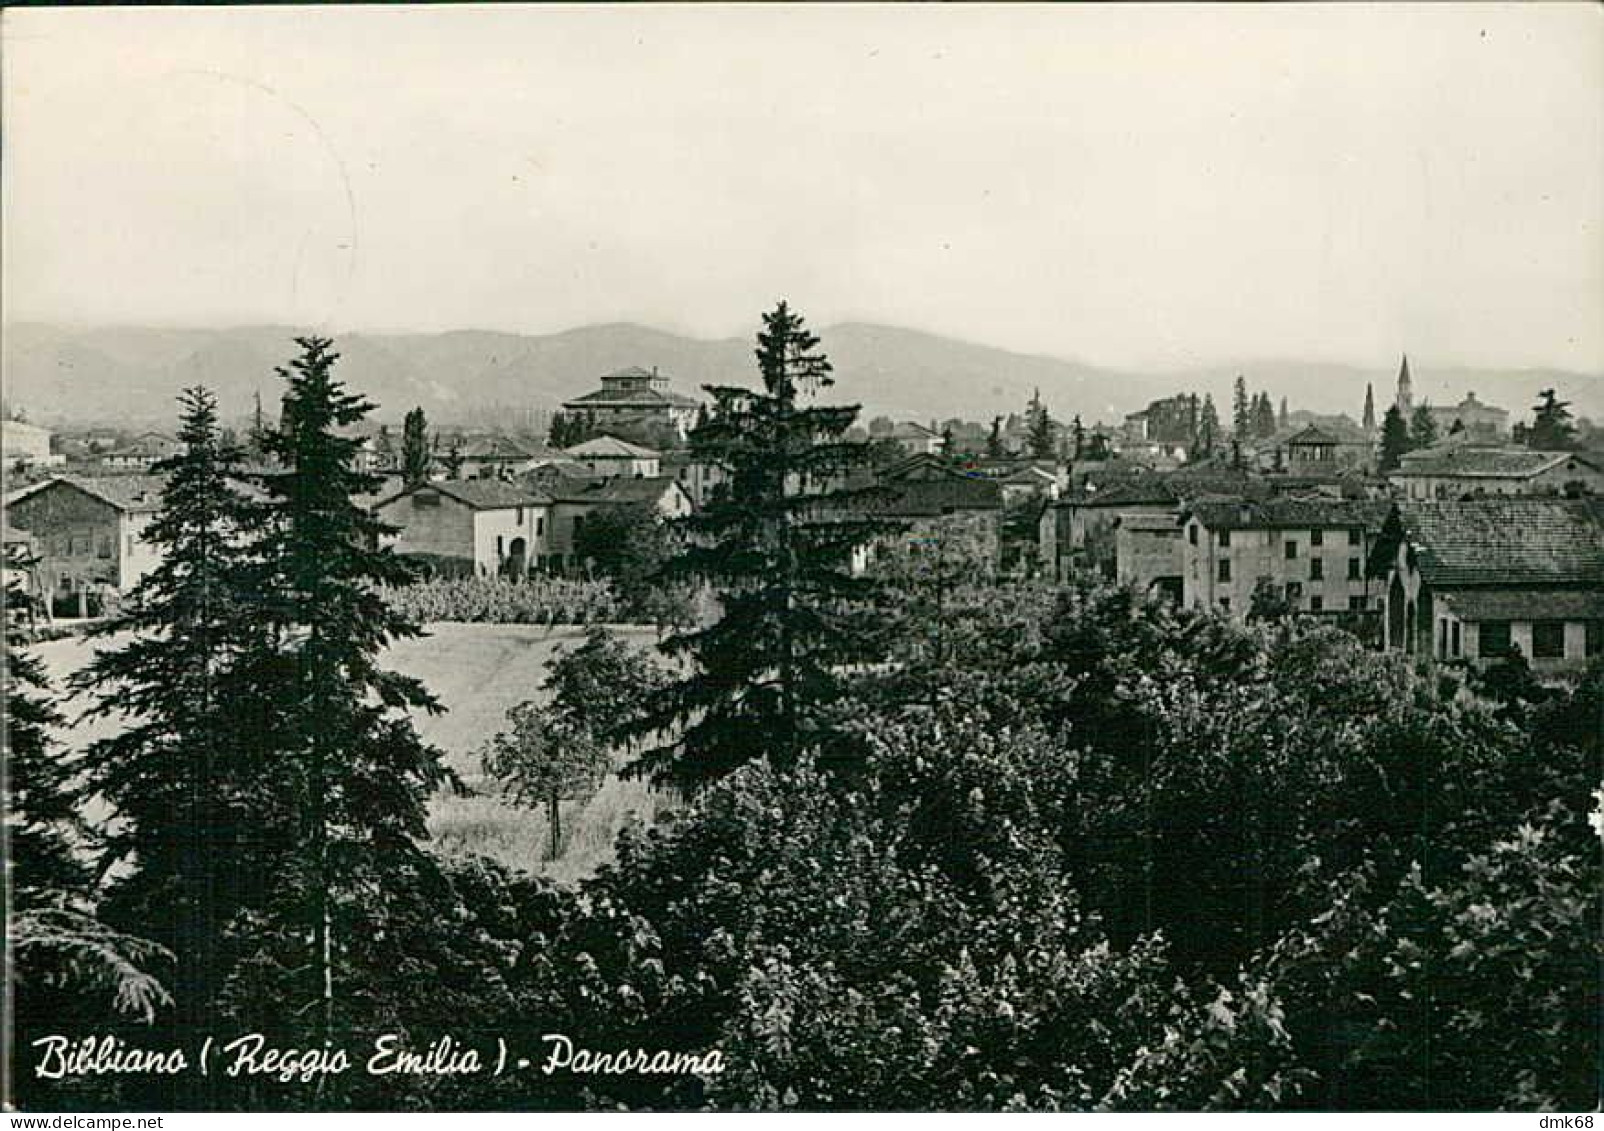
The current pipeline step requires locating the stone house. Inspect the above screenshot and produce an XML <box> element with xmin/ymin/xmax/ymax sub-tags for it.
<box><xmin>376</xmin><ymin>479</ymin><xmax>551</xmax><ymax>578</ymax></box>
<box><xmin>561</xmin><ymin>366</ymin><xmax>701</xmax><ymax>441</ymax></box>
<box><xmin>542</xmin><ymin>476</ymin><xmax>692</xmax><ymax>574</ymax></box>
<box><xmin>1114</xmin><ymin>512</ymin><xmax>1185</xmax><ymax>600</ymax></box>
<box><xmin>1179</xmin><ymin>497</ymin><xmax>1393</xmax><ymax>619</ymax></box>
<box><xmin>1372</xmin><ymin>499</ymin><xmax>1604</xmax><ymax>674</ymax></box>
<box><xmin>1388</xmin><ymin>446</ymin><xmax>1604</xmax><ymax>501</ymax></box>
<box><xmin>562</xmin><ymin>435</ymin><xmax>662</xmax><ymax>479</ymax></box>
<box><xmin>5</xmin><ymin>476</ymin><xmax>167</xmax><ymax>614</ymax></box>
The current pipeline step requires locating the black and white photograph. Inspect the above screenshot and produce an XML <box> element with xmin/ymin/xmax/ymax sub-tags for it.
<box><xmin>2</xmin><ymin>2</ymin><xmax>1601</xmax><ymax>1116</ymax></box>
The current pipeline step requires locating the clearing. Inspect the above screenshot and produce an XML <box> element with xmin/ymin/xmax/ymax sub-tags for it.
<box><xmin>32</xmin><ymin>621</ymin><xmax>673</xmax><ymax>884</ymax></box>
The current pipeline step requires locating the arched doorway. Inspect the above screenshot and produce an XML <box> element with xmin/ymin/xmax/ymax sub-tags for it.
<box><xmin>503</xmin><ymin>536</ymin><xmax>527</xmax><ymax>580</ymax></box>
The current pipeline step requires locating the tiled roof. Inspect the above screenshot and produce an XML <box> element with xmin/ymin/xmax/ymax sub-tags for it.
<box><xmin>1395</xmin><ymin>499</ymin><xmax>1604</xmax><ymax>587</ymax></box>
<box><xmin>456</xmin><ymin>436</ymin><xmax>548</xmax><ymax>460</ymax></box>
<box><xmin>850</xmin><ymin>476</ymin><xmax>1002</xmax><ymax>517</ymax></box>
<box><xmin>1391</xmin><ymin>447</ymin><xmax>1595</xmax><ymax>480</ymax></box>
<box><xmin>1285</xmin><ymin>425</ymin><xmax>1341</xmax><ymax>446</ymax></box>
<box><xmin>379</xmin><ymin>480</ymin><xmax>548</xmax><ymax>511</ymax></box>
<box><xmin>563</xmin><ymin>435</ymin><xmax>662</xmax><ymax>459</ymax></box>
<box><xmin>546</xmin><ymin>475</ymin><xmax>682</xmax><ymax>506</ymax></box>
<box><xmin>1187</xmin><ymin>497</ymin><xmax>1393</xmax><ymax>533</ymax></box>
<box><xmin>18</xmin><ymin>475</ymin><xmax>170</xmax><ymax>513</ymax></box>
<box><xmin>565</xmin><ymin>382</ymin><xmax>701</xmax><ymax>409</ymax></box>
<box><xmin>1440</xmin><ymin>588</ymin><xmax>1604</xmax><ymax>622</ymax></box>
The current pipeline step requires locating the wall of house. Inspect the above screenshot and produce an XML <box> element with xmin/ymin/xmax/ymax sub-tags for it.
<box><xmin>1115</xmin><ymin>527</ymin><xmax>1183</xmax><ymax>592</ymax></box>
<box><xmin>472</xmin><ymin>506</ymin><xmax>546</xmax><ymax>576</ymax></box>
<box><xmin>117</xmin><ymin>512</ymin><xmax>162</xmax><ymax>590</ymax></box>
<box><xmin>8</xmin><ymin>485</ymin><xmax>124</xmax><ymax>599</ymax></box>
<box><xmin>1184</xmin><ymin>521</ymin><xmax>1375</xmax><ymax>618</ymax></box>
<box><xmin>381</xmin><ymin>491</ymin><xmax>477</xmax><ymax>565</ymax></box>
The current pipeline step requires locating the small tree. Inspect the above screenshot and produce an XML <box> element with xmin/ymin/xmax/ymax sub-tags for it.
<box><xmin>1232</xmin><ymin>375</ymin><xmax>1251</xmax><ymax>437</ymax></box>
<box><xmin>1409</xmin><ymin>403</ymin><xmax>1438</xmax><ymax>450</ymax></box>
<box><xmin>1528</xmin><ymin>389</ymin><xmax>1577</xmax><ymax>450</ymax></box>
<box><xmin>482</xmin><ymin>703</ymin><xmax>608</xmax><ymax>860</ymax></box>
<box><xmin>401</xmin><ymin>406</ymin><xmax>432</xmax><ymax>486</ymax></box>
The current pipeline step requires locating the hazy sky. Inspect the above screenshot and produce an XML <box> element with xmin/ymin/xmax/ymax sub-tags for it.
<box><xmin>4</xmin><ymin>4</ymin><xmax>1601</xmax><ymax>372</ymax></box>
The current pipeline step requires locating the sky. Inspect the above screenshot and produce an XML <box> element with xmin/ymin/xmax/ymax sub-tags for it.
<box><xmin>3</xmin><ymin>3</ymin><xmax>1601</xmax><ymax>373</ymax></box>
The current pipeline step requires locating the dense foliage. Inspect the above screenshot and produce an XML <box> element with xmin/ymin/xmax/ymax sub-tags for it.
<box><xmin>381</xmin><ymin>575</ymin><xmax>621</xmax><ymax>624</ymax></box>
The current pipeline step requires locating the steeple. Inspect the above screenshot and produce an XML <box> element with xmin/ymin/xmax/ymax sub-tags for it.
<box><xmin>1362</xmin><ymin>382</ymin><xmax>1376</xmax><ymax>432</ymax></box>
<box><xmin>1395</xmin><ymin>353</ymin><xmax>1413</xmax><ymax>415</ymax></box>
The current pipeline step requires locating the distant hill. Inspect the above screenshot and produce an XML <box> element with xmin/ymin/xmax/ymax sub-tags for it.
<box><xmin>4</xmin><ymin>320</ymin><xmax>1599</xmax><ymax>432</ymax></box>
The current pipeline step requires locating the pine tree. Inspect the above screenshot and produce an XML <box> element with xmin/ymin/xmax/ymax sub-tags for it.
<box><xmin>1070</xmin><ymin>414</ymin><xmax>1086</xmax><ymax>460</ymax></box>
<box><xmin>253</xmin><ymin>338</ymin><xmax>452</xmax><ymax>1043</ymax></box>
<box><xmin>6</xmin><ymin>582</ymin><xmax>84</xmax><ymax>902</ymax></box>
<box><xmin>1278</xmin><ymin>396</ymin><xmax>1289</xmax><ymax>429</ymax></box>
<box><xmin>1198</xmin><ymin>395</ymin><xmax>1220</xmax><ymax>459</ymax></box>
<box><xmin>1026</xmin><ymin>389</ymin><xmax>1056</xmax><ymax>459</ymax></box>
<box><xmin>629</xmin><ymin>303</ymin><xmax>898</xmax><ymax>790</ymax></box>
<box><xmin>1528</xmin><ymin>389</ymin><xmax>1578</xmax><ymax>450</ymax></box>
<box><xmin>1409</xmin><ymin>403</ymin><xmax>1439</xmax><ymax>450</ymax></box>
<box><xmin>1232</xmin><ymin>375</ymin><xmax>1251</xmax><ymax>438</ymax></box>
<box><xmin>986</xmin><ymin>416</ymin><xmax>1005</xmax><ymax>459</ymax></box>
<box><xmin>71</xmin><ymin>387</ymin><xmax>272</xmax><ymax>1045</ymax></box>
<box><xmin>1253</xmin><ymin>392</ymin><xmax>1277</xmax><ymax>438</ymax></box>
<box><xmin>401</xmin><ymin>406</ymin><xmax>432</xmax><ymax>487</ymax></box>
<box><xmin>1379</xmin><ymin>404</ymin><xmax>1411</xmax><ymax>472</ymax></box>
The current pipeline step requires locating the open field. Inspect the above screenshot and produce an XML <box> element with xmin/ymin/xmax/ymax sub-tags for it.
<box><xmin>31</xmin><ymin>621</ymin><xmax>674</xmax><ymax>884</ymax></box>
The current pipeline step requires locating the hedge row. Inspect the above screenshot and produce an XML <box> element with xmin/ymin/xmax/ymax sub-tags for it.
<box><xmin>379</xmin><ymin>575</ymin><xmax>621</xmax><ymax>625</ymax></box>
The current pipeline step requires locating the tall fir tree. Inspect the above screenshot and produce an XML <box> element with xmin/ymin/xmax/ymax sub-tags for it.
<box><xmin>1277</xmin><ymin>396</ymin><xmax>1289</xmax><ymax>429</ymax></box>
<box><xmin>1026</xmin><ymin>389</ymin><xmax>1056</xmax><ymax>459</ymax></box>
<box><xmin>1070</xmin><ymin>414</ymin><xmax>1086</xmax><ymax>460</ymax></box>
<box><xmin>986</xmin><ymin>416</ymin><xmax>1005</xmax><ymax>459</ymax></box>
<box><xmin>401</xmin><ymin>406</ymin><xmax>432</xmax><ymax>487</ymax></box>
<box><xmin>70</xmin><ymin>388</ymin><xmax>275</xmax><ymax>1071</ymax></box>
<box><xmin>1232</xmin><ymin>374</ymin><xmax>1251</xmax><ymax>438</ymax></box>
<box><xmin>1198</xmin><ymin>395</ymin><xmax>1220</xmax><ymax>459</ymax></box>
<box><xmin>1253</xmin><ymin>392</ymin><xmax>1277</xmax><ymax>438</ymax></box>
<box><xmin>251</xmin><ymin>338</ymin><xmax>452</xmax><ymax>1043</ymax></box>
<box><xmin>1379</xmin><ymin>403</ymin><xmax>1411</xmax><ymax>472</ymax></box>
<box><xmin>629</xmin><ymin>303</ymin><xmax>897</xmax><ymax>790</ymax></box>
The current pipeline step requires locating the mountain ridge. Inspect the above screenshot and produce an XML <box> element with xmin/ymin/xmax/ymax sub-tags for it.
<box><xmin>4</xmin><ymin>320</ymin><xmax>1598</xmax><ymax>431</ymax></box>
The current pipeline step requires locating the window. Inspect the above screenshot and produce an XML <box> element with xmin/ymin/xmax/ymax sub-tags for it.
<box><xmin>1438</xmin><ymin>619</ymin><xmax>1448</xmax><ymax>657</ymax></box>
<box><xmin>496</xmin><ymin>535</ymin><xmax>505</xmax><ymax>557</ymax></box>
<box><xmin>515</xmin><ymin>507</ymin><xmax>524</xmax><ymax>524</ymax></box>
<box><xmin>1285</xmin><ymin>540</ymin><xmax>1297</xmax><ymax>559</ymax></box>
<box><xmin>1188</xmin><ymin>525</ymin><xmax>1198</xmax><ymax>546</ymax></box>
<box><xmin>1285</xmin><ymin>581</ymin><xmax>1303</xmax><ymax>603</ymax></box>
<box><xmin>1217</xmin><ymin>559</ymin><xmax>1231</xmax><ymax>582</ymax></box>
<box><xmin>1218</xmin><ymin>529</ymin><xmax>1231</xmax><ymax>548</ymax></box>
<box><xmin>1347</xmin><ymin>558</ymin><xmax>1361</xmax><ymax>581</ymax></box>
<box><xmin>1532</xmin><ymin>621</ymin><xmax>1565</xmax><ymax>660</ymax></box>
<box><xmin>536</xmin><ymin>516</ymin><xmax>545</xmax><ymax>536</ymax></box>
<box><xmin>1348</xmin><ymin>528</ymin><xmax>1361</xmax><ymax>546</ymax></box>
<box><xmin>1310</xmin><ymin>595</ymin><xmax>1323</xmax><ymax>613</ymax></box>
<box><xmin>1480</xmin><ymin>621</ymin><xmax>1512</xmax><ymax>657</ymax></box>
<box><xmin>96</xmin><ymin>535</ymin><xmax>112</xmax><ymax>559</ymax></box>
<box><xmin>1310</xmin><ymin>558</ymin><xmax>1323</xmax><ymax>581</ymax></box>
<box><xmin>1451</xmin><ymin>622</ymin><xmax>1462</xmax><ymax>658</ymax></box>
<box><xmin>1310</xmin><ymin>529</ymin><xmax>1324</xmax><ymax>547</ymax></box>
<box><xmin>1348</xmin><ymin>595</ymin><xmax>1366</xmax><ymax>612</ymax></box>
<box><xmin>1587</xmin><ymin>621</ymin><xmax>1602</xmax><ymax>657</ymax></box>
<box><xmin>1219</xmin><ymin>596</ymin><xmax>1230</xmax><ymax>610</ymax></box>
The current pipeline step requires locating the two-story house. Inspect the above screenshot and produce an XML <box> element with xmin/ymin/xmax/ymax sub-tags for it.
<box><xmin>1179</xmin><ymin>498</ymin><xmax>1393</xmax><ymax>618</ymax></box>
<box><xmin>375</xmin><ymin>479</ymin><xmax>551</xmax><ymax>578</ymax></box>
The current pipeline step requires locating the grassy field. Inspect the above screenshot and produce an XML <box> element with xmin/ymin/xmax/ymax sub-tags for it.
<box><xmin>32</xmin><ymin>622</ymin><xmax>675</xmax><ymax>885</ymax></box>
